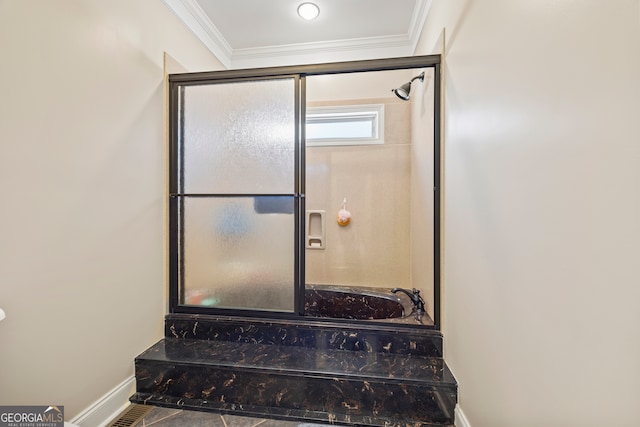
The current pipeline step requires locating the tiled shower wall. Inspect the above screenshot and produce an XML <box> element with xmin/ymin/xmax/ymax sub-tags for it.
<box><xmin>305</xmin><ymin>98</ymin><xmax>412</xmax><ymax>290</ymax></box>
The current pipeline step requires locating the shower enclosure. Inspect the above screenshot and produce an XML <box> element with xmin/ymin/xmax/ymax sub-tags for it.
<box><xmin>168</xmin><ymin>55</ymin><xmax>442</xmax><ymax>328</ymax></box>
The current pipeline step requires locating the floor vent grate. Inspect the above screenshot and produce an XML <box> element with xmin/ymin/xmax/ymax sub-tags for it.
<box><xmin>106</xmin><ymin>404</ymin><xmax>153</xmax><ymax>427</ymax></box>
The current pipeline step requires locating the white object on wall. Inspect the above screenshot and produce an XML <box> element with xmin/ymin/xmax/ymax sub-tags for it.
<box><xmin>0</xmin><ymin>308</ymin><xmax>5</xmax><ymax>321</ymax></box>
<box><xmin>306</xmin><ymin>210</ymin><xmax>325</xmax><ymax>249</ymax></box>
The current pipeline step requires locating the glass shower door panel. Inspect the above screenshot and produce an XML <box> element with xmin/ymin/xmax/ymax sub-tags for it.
<box><xmin>180</xmin><ymin>197</ymin><xmax>296</xmax><ymax>312</ymax></box>
<box><xmin>180</xmin><ymin>79</ymin><xmax>296</xmax><ymax>194</ymax></box>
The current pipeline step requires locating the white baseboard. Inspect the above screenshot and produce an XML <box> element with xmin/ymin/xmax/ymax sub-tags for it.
<box><xmin>70</xmin><ymin>376</ymin><xmax>135</xmax><ymax>427</ymax></box>
<box><xmin>455</xmin><ymin>405</ymin><xmax>472</xmax><ymax>427</ymax></box>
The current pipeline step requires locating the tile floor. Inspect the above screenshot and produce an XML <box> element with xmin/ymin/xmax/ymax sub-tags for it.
<box><xmin>132</xmin><ymin>406</ymin><xmax>341</xmax><ymax>427</ymax></box>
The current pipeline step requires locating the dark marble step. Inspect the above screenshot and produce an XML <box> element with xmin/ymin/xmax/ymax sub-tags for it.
<box><xmin>138</xmin><ymin>338</ymin><xmax>454</xmax><ymax>384</ymax></box>
<box><xmin>165</xmin><ymin>314</ymin><xmax>444</xmax><ymax>357</ymax></box>
<box><xmin>130</xmin><ymin>392</ymin><xmax>455</xmax><ymax>427</ymax></box>
<box><xmin>133</xmin><ymin>338</ymin><xmax>457</xmax><ymax>426</ymax></box>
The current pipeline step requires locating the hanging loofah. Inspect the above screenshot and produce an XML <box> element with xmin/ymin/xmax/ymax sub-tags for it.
<box><xmin>337</xmin><ymin>198</ymin><xmax>351</xmax><ymax>226</ymax></box>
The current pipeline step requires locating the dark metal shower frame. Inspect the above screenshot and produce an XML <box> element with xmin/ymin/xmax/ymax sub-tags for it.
<box><xmin>168</xmin><ymin>54</ymin><xmax>442</xmax><ymax>329</ymax></box>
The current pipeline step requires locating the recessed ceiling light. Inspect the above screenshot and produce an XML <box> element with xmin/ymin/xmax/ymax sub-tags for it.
<box><xmin>297</xmin><ymin>2</ymin><xmax>320</xmax><ymax>20</ymax></box>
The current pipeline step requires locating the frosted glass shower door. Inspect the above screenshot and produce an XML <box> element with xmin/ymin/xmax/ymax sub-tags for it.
<box><xmin>172</xmin><ymin>77</ymin><xmax>300</xmax><ymax>312</ymax></box>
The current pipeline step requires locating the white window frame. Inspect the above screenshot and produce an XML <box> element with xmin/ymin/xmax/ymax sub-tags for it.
<box><xmin>305</xmin><ymin>104</ymin><xmax>385</xmax><ymax>147</ymax></box>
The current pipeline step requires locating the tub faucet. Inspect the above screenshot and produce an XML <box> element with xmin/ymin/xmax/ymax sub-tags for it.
<box><xmin>392</xmin><ymin>288</ymin><xmax>425</xmax><ymax>313</ymax></box>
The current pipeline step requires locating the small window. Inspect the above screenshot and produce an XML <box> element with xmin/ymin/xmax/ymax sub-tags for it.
<box><xmin>306</xmin><ymin>104</ymin><xmax>384</xmax><ymax>146</ymax></box>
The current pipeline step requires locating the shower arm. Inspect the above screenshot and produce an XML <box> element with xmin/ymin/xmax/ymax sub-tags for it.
<box><xmin>410</xmin><ymin>72</ymin><xmax>425</xmax><ymax>84</ymax></box>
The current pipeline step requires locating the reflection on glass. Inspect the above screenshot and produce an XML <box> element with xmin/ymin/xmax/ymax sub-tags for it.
<box><xmin>179</xmin><ymin>197</ymin><xmax>295</xmax><ymax>312</ymax></box>
<box><xmin>180</xmin><ymin>78</ymin><xmax>296</xmax><ymax>194</ymax></box>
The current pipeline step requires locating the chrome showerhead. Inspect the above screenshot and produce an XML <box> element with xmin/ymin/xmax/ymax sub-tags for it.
<box><xmin>392</xmin><ymin>72</ymin><xmax>425</xmax><ymax>101</ymax></box>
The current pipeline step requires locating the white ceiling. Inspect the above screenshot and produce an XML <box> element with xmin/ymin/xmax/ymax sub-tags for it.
<box><xmin>162</xmin><ymin>0</ymin><xmax>432</xmax><ymax>69</ymax></box>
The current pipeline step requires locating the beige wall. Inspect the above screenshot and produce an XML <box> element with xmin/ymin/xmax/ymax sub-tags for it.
<box><xmin>0</xmin><ymin>0</ymin><xmax>222</xmax><ymax>419</ymax></box>
<box><xmin>417</xmin><ymin>1</ymin><xmax>640</xmax><ymax>426</ymax></box>
<box><xmin>410</xmin><ymin>68</ymin><xmax>436</xmax><ymax>321</ymax></box>
<box><xmin>305</xmin><ymin>97</ymin><xmax>413</xmax><ymax>290</ymax></box>
<box><xmin>304</xmin><ymin>69</ymin><xmax>437</xmax><ymax>319</ymax></box>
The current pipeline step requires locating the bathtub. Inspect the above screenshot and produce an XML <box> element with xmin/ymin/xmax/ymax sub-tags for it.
<box><xmin>184</xmin><ymin>284</ymin><xmax>431</xmax><ymax>325</ymax></box>
<box><xmin>304</xmin><ymin>284</ymin><xmax>431</xmax><ymax>325</ymax></box>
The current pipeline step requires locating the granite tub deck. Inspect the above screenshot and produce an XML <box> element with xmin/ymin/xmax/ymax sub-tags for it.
<box><xmin>131</xmin><ymin>314</ymin><xmax>457</xmax><ymax>427</ymax></box>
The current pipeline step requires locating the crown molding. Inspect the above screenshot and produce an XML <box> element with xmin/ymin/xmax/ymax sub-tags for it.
<box><xmin>162</xmin><ymin>0</ymin><xmax>233</xmax><ymax>68</ymax></box>
<box><xmin>231</xmin><ymin>34</ymin><xmax>415</xmax><ymax>68</ymax></box>
<box><xmin>163</xmin><ymin>0</ymin><xmax>430</xmax><ymax>70</ymax></box>
<box><xmin>408</xmin><ymin>0</ymin><xmax>433</xmax><ymax>53</ymax></box>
